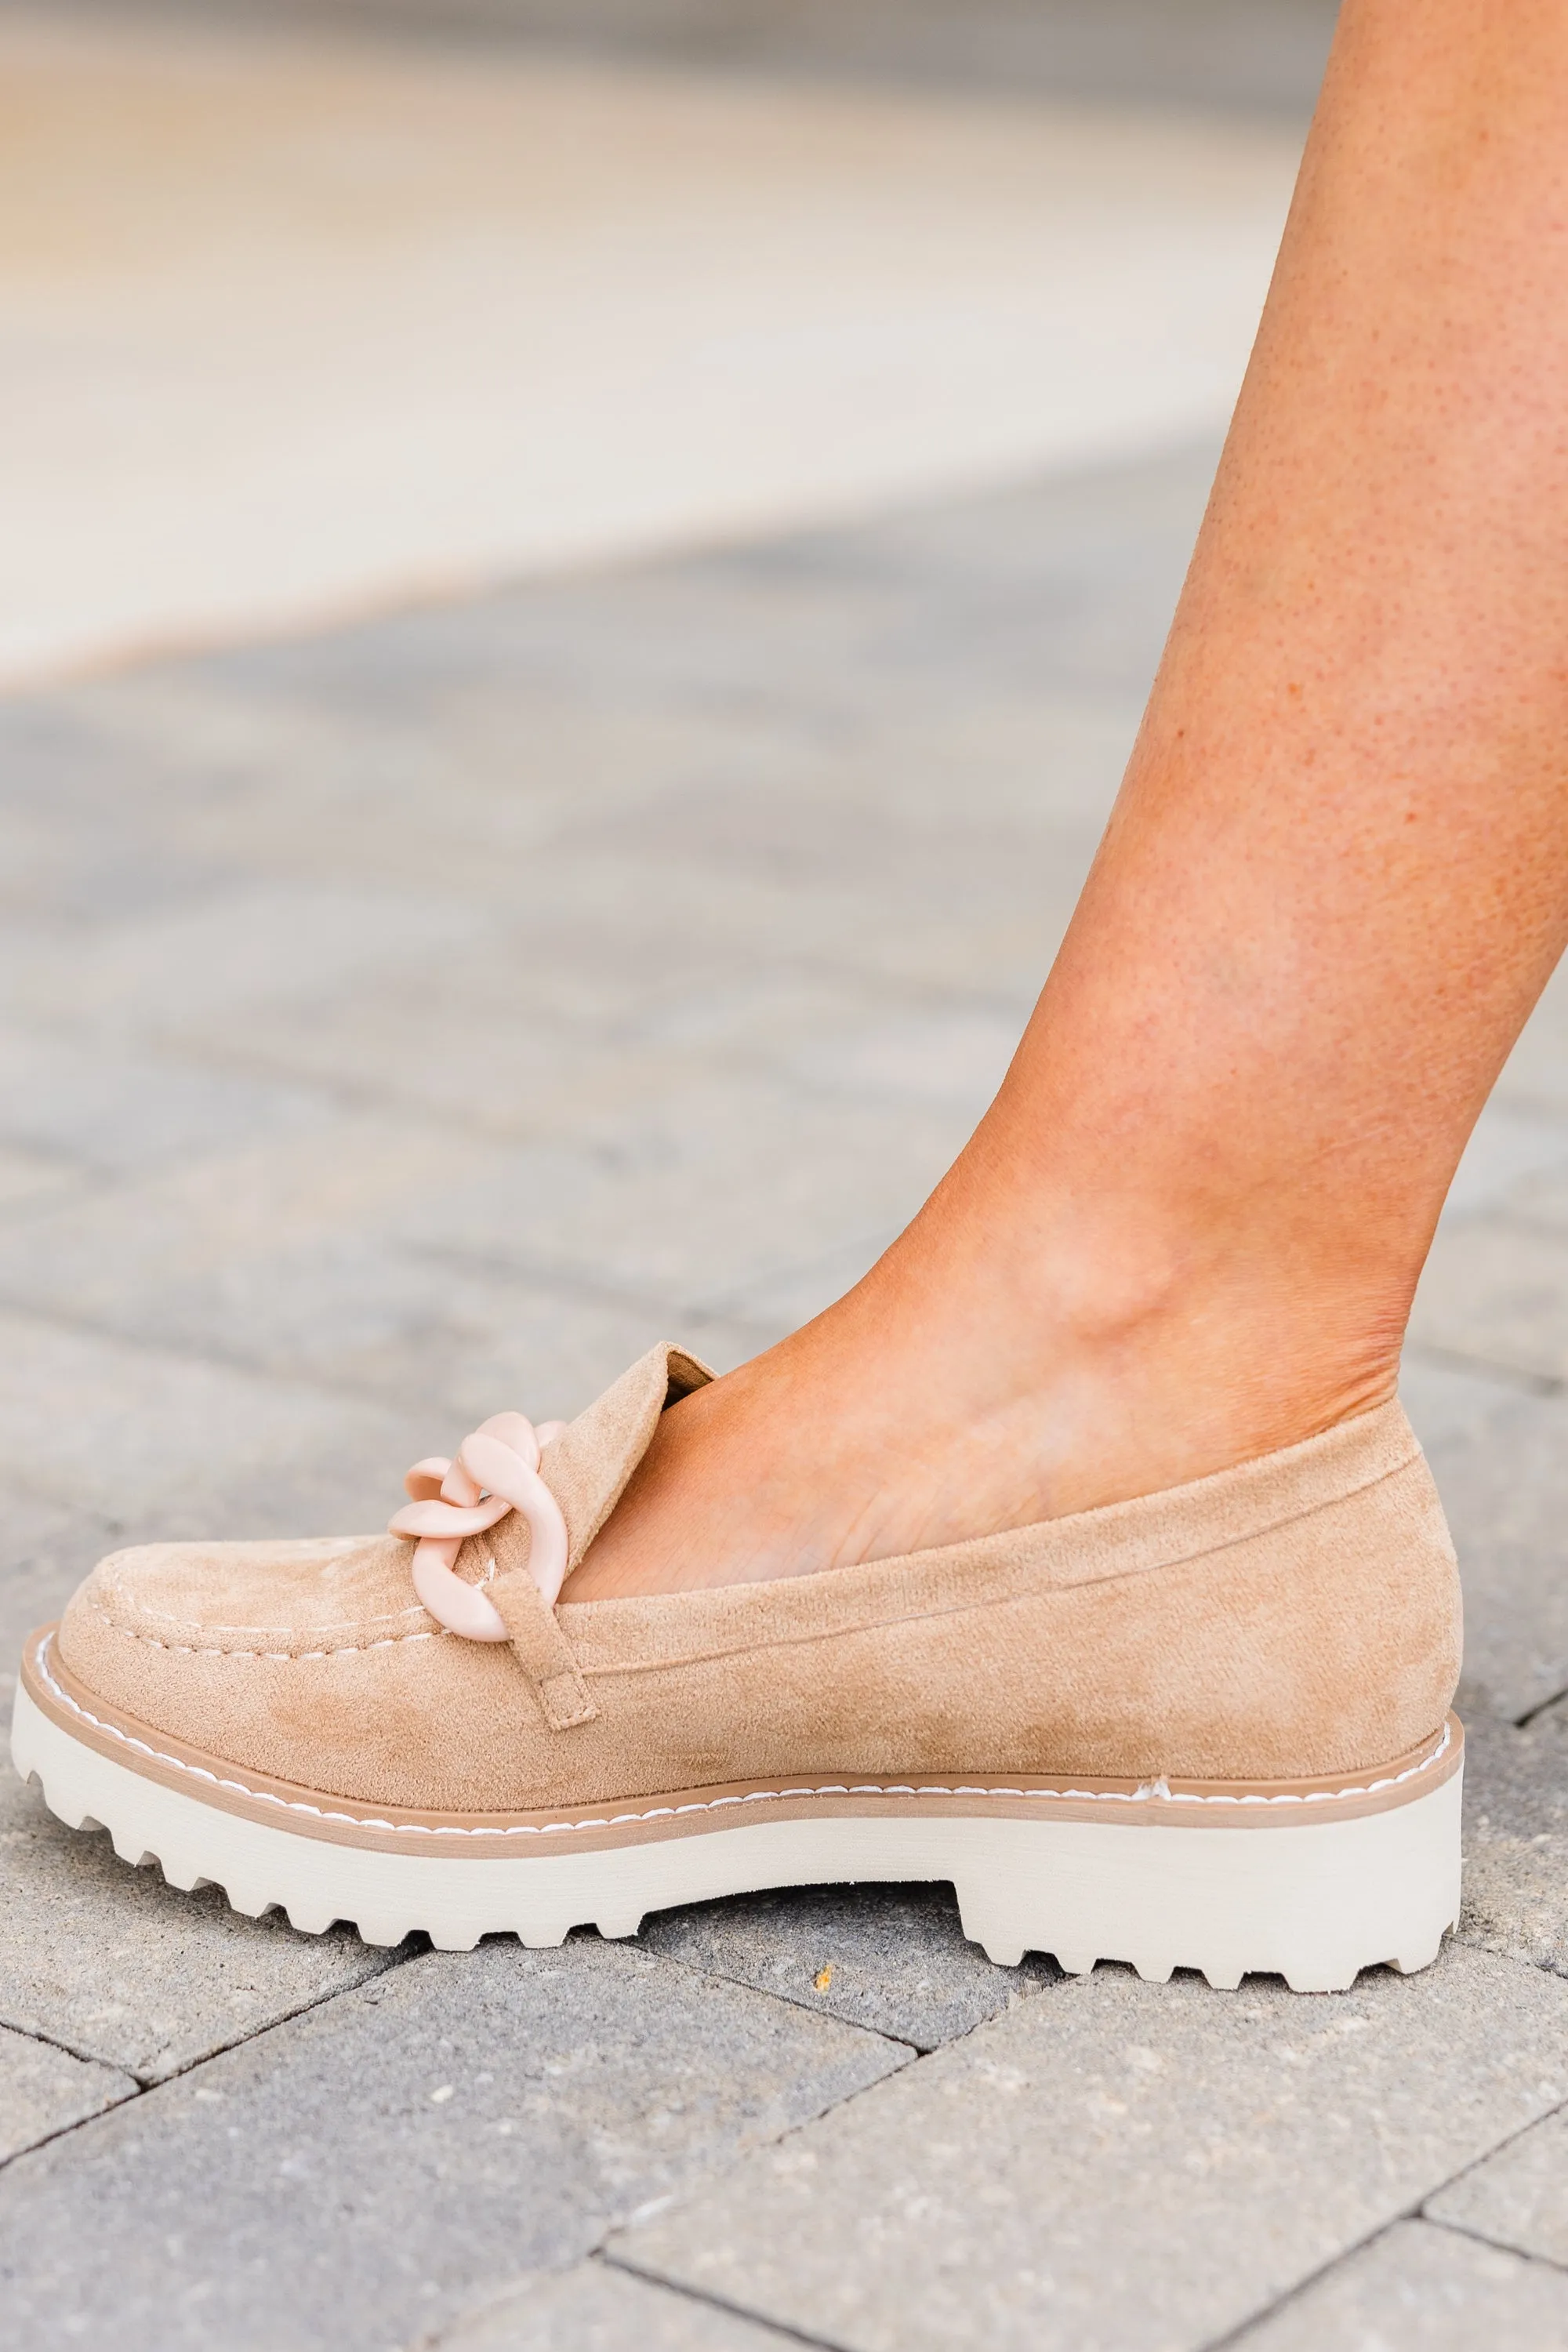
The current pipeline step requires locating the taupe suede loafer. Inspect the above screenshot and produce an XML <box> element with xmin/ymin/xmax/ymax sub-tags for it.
<box><xmin>12</xmin><ymin>1344</ymin><xmax>1463</xmax><ymax>1991</ymax></box>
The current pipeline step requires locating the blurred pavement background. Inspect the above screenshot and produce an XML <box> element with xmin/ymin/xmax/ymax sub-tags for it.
<box><xmin>2</xmin><ymin>0</ymin><xmax>1307</xmax><ymax>680</ymax></box>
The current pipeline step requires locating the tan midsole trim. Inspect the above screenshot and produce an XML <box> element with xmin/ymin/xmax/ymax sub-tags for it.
<box><xmin>22</xmin><ymin>1626</ymin><xmax>1463</xmax><ymax>1860</ymax></box>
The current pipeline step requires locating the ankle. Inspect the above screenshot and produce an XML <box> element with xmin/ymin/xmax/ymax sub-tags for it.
<box><xmin>568</xmin><ymin>1207</ymin><xmax>1404</xmax><ymax>1599</ymax></box>
<box><xmin>876</xmin><ymin>1169</ymin><xmax>1407</xmax><ymax>1481</ymax></box>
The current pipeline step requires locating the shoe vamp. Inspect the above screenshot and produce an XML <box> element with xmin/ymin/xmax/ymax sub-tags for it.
<box><xmin>82</xmin><ymin>1533</ymin><xmax>417</xmax><ymax>1646</ymax></box>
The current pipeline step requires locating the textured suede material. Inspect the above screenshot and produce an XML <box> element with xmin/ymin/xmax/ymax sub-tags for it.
<box><xmin>56</xmin><ymin>1350</ymin><xmax>1461</xmax><ymax>1812</ymax></box>
<box><xmin>78</xmin><ymin>1532</ymin><xmax>416</xmax><ymax>1651</ymax></box>
<box><xmin>488</xmin><ymin>1571</ymin><xmax>597</xmax><ymax>1730</ymax></box>
<box><xmin>448</xmin><ymin>1342</ymin><xmax>713</xmax><ymax>1594</ymax></box>
<box><xmin>540</xmin><ymin>1342</ymin><xmax>713</xmax><ymax>1572</ymax></box>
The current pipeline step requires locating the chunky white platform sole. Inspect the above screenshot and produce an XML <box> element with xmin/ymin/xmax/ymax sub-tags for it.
<box><xmin>13</xmin><ymin>1631</ymin><xmax>1462</xmax><ymax>1994</ymax></box>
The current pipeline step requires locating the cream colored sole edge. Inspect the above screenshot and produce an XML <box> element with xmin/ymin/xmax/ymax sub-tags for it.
<box><xmin>10</xmin><ymin>1679</ymin><xmax>1463</xmax><ymax>1994</ymax></box>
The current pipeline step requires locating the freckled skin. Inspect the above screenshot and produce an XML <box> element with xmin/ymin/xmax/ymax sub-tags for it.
<box><xmin>575</xmin><ymin>0</ymin><xmax>1568</xmax><ymax>1598</ymax></box>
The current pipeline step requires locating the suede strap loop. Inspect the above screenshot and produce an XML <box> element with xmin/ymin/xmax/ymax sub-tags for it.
<box><xmin>485</xmin><ymin>1570</ymin><xmax>598</xmax><ymax>1731</ymax></box>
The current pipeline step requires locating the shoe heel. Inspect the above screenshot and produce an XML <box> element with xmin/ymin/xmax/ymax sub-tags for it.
<box><xmin>951</xmin><ymin>1765</ymin><xmax>1462</xmax><ymax>1992</ymax></box>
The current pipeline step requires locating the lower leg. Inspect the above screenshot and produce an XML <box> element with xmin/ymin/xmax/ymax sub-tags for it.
<box><xmin>573</xmin><ymin>0</ymin><xmax>1568</xmax><ymax>1599</ymax></box>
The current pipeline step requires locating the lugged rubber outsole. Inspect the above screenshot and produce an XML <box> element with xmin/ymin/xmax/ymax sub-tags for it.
<box><xmin>11</xmin><ymin>1638</ymin><xmax>1464</xmax><ymax>1994</ymax></box>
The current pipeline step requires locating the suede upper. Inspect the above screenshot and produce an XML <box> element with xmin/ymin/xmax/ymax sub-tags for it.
<box><xmin>56</xmin><ymin>1344</ymin><xmax>1462</xmax><ymax>1811</ymax></box>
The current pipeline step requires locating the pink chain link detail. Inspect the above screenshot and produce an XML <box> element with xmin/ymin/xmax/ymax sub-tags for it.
<box><xmin>388</xmin><ymin>1412</ymin><xmax>569</xmax><ymax>1639</ymax></box>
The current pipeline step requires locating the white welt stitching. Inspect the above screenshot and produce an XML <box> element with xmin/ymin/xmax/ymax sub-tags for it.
<box><xmin>32</xmin><ymin>1635</ymin><xmax>1452</xmax><ymax>1841</ymax></box>
<box><xmin>93</xmin><ymin>1605</ymin><xmax>444</xmax><ymax>1658</ymax></box>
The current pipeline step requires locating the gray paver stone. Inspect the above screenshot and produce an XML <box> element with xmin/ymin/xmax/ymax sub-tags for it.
<box><xmin>0</xmin><ymin>1307</ymin><xmax>431</xmax><ymax>1537</ymax></box>
<box><xmin>1400</xmin><ymin>1361</ymin><xmax>1568</xmax><ymax>1722</ymax></box>
<box><xmin>1398</xmin><ymin>1352</ymin><xmax>1523</xmax><ymax>1450</ymax></box>
<box><xmin>0</xmin><ymin>1937</ymin><xmax>906</xmax><ymax>2352</ymax></box>
<box><xmin>0</xmin><ymin>1765</ymin><xmax>394</xmax><ymax>2083</ymax></box>
<box><xmin>1440</xmin><ymin>1097</ymin><xmax>1568</xmax><ymax>1219</ymax></box>
<box><xmin>1457</xmin><ymin>1712</ymin><xmax>1568</xmax><ymax>1976</ymax></box>
<box><xmin>0</xmin><ymin>1497</ymin><xmax>118</xmax><ymax>1715</ymax></box>
<box><xmin>1499</xmin><ymin>958</ymin><xmax>1568</xmax><ymax>1115</ymax></box>
<box><xmin>0</xmin><ymin>1118</ymin><xmax>764</xmax><ymax>1417</ymax></box>
<box><xmin>1426</xmin><ymin>2105</ymin><xmax>1568</xmax><ymax>2267</ymax></box>
<box><xmin>1410</xmin><ymin>1215</ymin><xmax>1568</xmax><ymax>1388</ymax></box>
<box><xmin>437</xmin><ymin>2259</ymin><xmax>800</xmax><ymax>2350</ymax></box>
<box><xmin>641</xmin><ymin>1881</ymin><xmax>1058</xmax><ymax>2049</ymax></box>
<box><xmin>4</xmin><ymin>880</ymin><xmax>475</xmax><ymax>1040</ymax></box>
<box><xmin>409</xmin><ymin>1076</ymin><xmax>966</xmax><ymax>1319</ymax></box>
<box><xmin>0</xmin><ymin>2023</ymin><xmax>134</xmax><ymax>2165</ymax></box>
<box><xmin>1230</xmin><ymin>2219</ymin><xmax>1568</xmax><ymax>2350</ymax></box>
<box><xmin>0</xmin><ymin>1143</ymin><xmax>80</xmax><ymax>1221</ymax></box>
<box><xmin>0</xmin><ymin>1014</ymin><xmax>333</xmax><ymax>1180</ymax></box>
<box><xmin>615</xmin><ymin>1947</ymin><xmax>1568</xmax><ymax>2352</ymax></box>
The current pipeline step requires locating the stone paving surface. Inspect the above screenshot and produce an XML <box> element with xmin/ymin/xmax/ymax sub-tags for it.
<box><xmin>1427</xmin><ymin>2107</ymin><xmax>1568</xmax><ymax>2267</ymax></box>
<box><xmin>2</xmin><ymin>411</ymin><xmax>1568</xmax><ymax>2346</ymax></box>
<box><xmin>1398</xmin><ymin>1362</ymin><xmax>1568</xmax><ymax>1722</ymax></box>
<box><xmin>615</xmin><ymin>1949</ymin><xmax>1568</xmax><ymax>2352</ymax></box>
<box><xmin>442</xmin><ymin>2260</ymin><xmax>801</xmax><ymax>2350</ymax></box>
<box><xmin>0</xmin><ymin>1942</ymin><xmax>906</xmax><ymax>2350</ymax></box>
<box><xmin>641</xmin><ymin>1881</ymin><xmax>1058</xmax><ymax>2049</ymax></box>
<box><xmin>1456</xmin><ymin>1703</ymin><xmax>1568</xmax><ymax>1977</ymax></box>
<box><xmin>0</xmin><ymin>1763</ymin><xmax>397</xmax><ymax>2085</ymax></box>
<box><xmin>0</xmin><ymin>2024</ymin><xmax>133</xmax><ymax>2165</ymax></box>
<box><xmin>1231</xmin><ymin>2221</ymin><xmax>1568</xmax><ymax>2350</ymax></box>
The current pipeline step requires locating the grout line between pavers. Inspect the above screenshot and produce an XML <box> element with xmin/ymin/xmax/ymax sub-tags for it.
<box><xmin>634</xmin><ymin>1907</ymin><xmax>1069</xmax><ymax>2056</ymax></box>
<box><xmin>123</xmin><ymin>1942</ymin><xmax>415</xmax><ymax>2091</ymax></box>
<box><xmin>0</xmin><ymin>2080</ymin><xmax>141</xmax><ymax>2176</ymax></box>
<box><xmin>405</xmin><ymin>2252</ymin><xmax>854</xmax><ymax>2352</ymax></box>
<box><xmin>0</xmin><ymin>1933</ymin><xmax>423</xmax><ymax>2176</ymax></box>
<box><xmin>0</xmin><ymin>2009</ymin><xmax>143</xmax><ymax>2084</ymax></box>
<box><xmin>0</xmin><ymin>1921</ymin><xmax>919</xmax><ymax>2327</ymax></box>
<box><xmin>1196</xmin><ymin>2043</ymin><xmax>1568</xmax><ymax>2350</ymax></box>
<box><xmin>1408</xmin><ymin>2082</ymin><xmax>1568</xmax><ymax>2234</ymax></box>
<box><xmin>591</xmin><ymin>1973</ymin><xmax>939</xmax><ymax>2325</ymax></box>
<box><xmin>1195</xmin><ymin>2215</ymin><xmax>1436</xmax><ymax>2350</ymax></box>
<box><xmin>630</xmin><ymin>1938</ymin><xmax>925</xmax><ymax>2057</ymax></box>
<box><xmin>1512</xmin><ymin>1682</ymin><xmax>1568</xmax><ymax>1729</ymax></box>
<box><xmin>590</xmin><ymin>2252</ymin><xmax>858</xmax><ymax>2352</ymax></box>
<box><xmin>624</xmin><ymin>1930</ymin><xmax>1568</xmax><ymax>2306</ymax></box>
<box><xmin>1448</xmin><ymin>1920</ymin><xmax>1568</xmax><ymax>1983</ymax></box>
<box><xmin>598</xmin><ymin>1947</ymin><xmax>1568</xmax><ymax>2352</ymax></box>
<box><xmin>1416</xmin><ymin>2212</ymin><xmax>1568</xmax><ymax>2281</ymax></box>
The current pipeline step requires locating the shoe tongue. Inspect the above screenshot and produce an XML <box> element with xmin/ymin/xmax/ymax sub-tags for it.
<box><xmin>543</xmin><ymin>1342</ymin><xmax>713</xmax><ymax>1575</ymax></box>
